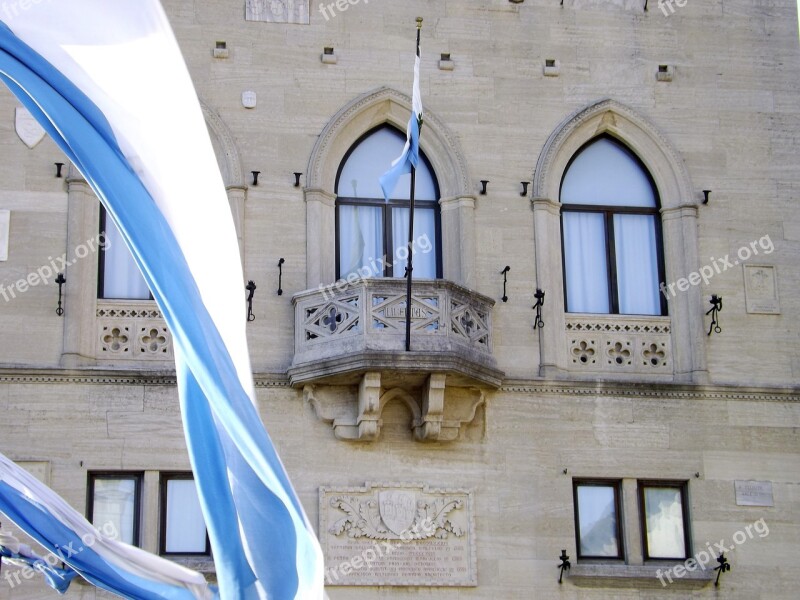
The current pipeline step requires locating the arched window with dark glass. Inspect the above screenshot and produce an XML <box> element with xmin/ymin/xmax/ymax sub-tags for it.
<box><xmin>335</xmin><ymin>125</ymin><xmax>441</xmax><ymax>280</ymax></box>
<box><xmin>560</xmin><ymin>135</ymin><xmax>666</xmax><ymax>316</ymax></box>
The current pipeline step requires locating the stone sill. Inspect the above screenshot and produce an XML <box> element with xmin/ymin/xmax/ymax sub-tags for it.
<box><xmin>169</xmin><ymin>556</ymin><xmax>216</xmax><ymax>576</ymax></box>
<box><xmin>70</xmin><ymin>557</ymin><xmax>216</xmax><ymax>586</ymax></box>
<box><xmin>568</xmin><ymin>563</ymin><xmax>714</xmax><ymax>588</ymax></box>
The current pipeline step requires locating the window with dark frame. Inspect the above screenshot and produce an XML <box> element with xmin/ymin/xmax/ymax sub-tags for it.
<box><xmin>87</xmin><ymin>472</ymin><xmax>142</xmax><ymax>547</ymax></box>
<box><xmin>639</xmin><ymin>480</ymin><xmax>690</xmax><ymax>561</ymax></box>
<box><xmin>335</xmin><ymin>125</ymin><xmax>442</xmax><ymax>281</ymax></box>
<box><xmin>572</xmin><ymin>479</ymin><xmax>624</xmax><ymax>560</ymax></box>
<box><xmin>560</xmin><ymin>135</ymin><xmax>667</xmax><ymax>316</ymax></box>
<box><xmin>159</xmin><ymin>473</ymin><xmax>210</xmax><ymax>556</ymax></box>
<box><xmin>98</xmin><ymin>205</ymin><xmax>152</xmax><ymax>300</ymax></box>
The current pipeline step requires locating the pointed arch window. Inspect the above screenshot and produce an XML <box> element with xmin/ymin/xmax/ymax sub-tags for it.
<box><xmin>335</xmin><ymin>125</ymin><xmax>442</xmax><ymax>280</ymax></box>
<box><xmin>560</xmin><ymin>136</ymin><xmax>666</xmax><ymax>316</ymax></box>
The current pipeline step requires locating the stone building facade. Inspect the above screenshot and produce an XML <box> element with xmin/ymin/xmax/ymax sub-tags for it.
<box><xmin>1</xmin><ymin>0</ymin><xmax>799</xmax><ymax>598</ymax></box>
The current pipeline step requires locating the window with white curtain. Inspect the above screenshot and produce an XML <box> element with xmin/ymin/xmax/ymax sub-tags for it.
<box><xmin>639</xmin><ymin>481</ymin><xmax>689</xmax><ymax>560</ymax></box>
<box><xmin>160</xmin><ymin>474</ymin><xmax>209</xmax><ymax>555</ymax></box>
<box><xmin>560</xmin><ymin>136</ymin><xmax>666</xmax><ymax>316</ymax></box>
<box><xmin>335</xmin><ymin>126</ymin><xmax>441</xmax><ymax>280</ymax></box>
<box><xmin>98</xmin><ymin>206</ymin><xmax>151</xmax><ymax>299</ymax></box>
<box><xmin>88</xmin><ymin>473</ymin><xmax>142</xmax><ymax>546</ymax></box>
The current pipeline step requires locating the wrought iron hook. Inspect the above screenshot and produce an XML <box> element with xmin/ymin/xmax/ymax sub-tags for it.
<box><xmin>533</xmin><ymin>288</ymin><xmax>545</xmax><ymax>329</ymax></box>
<box><xmin>245</xmin><ymin>280</ymin><xmax>257</xmax><ymax>322</ymax></box>
<box><xmin>277</xmin><ymin>258</ymin><xmax>285</xmax><ymax>296</ymax></box>
<box><xmin>501</xmin><ymin>266</ymin><xmax>510</xmax><ymax>302</ymax></box>
<box><xmin>558</xmin><ymin>550</ymin><xmax>570</xmax><ymax>584</ymax></box>
<box><xmin>55</xmin><ymin>273</ymin><xmax>66</xmax><ymax>316</ymax></box>
<box><xmin>706</xmin><ymin>294</ymin><xmax>722</xmax><ymax>335</ymax></box>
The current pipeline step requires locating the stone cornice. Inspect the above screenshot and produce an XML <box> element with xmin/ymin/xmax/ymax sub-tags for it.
<box><xmin>501</xmin><ymin>379</ymin><xmax>800</xmax><ymax>403</ymax></box>
<box><xmin>0</xmin><ymin>367</ymin><xmax>290</xmax><ymax>388</ymax></box>
<box><xmin>0</xmin><ymin>368</ymin><xmax>796</xmax><ymax>401</ymax></box>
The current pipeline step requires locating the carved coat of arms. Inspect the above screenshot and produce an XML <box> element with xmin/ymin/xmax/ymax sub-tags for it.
<box><xmin>15</xmin><ymin>107</ymin><xmax>46</xmax><ymax>149</ymax></box>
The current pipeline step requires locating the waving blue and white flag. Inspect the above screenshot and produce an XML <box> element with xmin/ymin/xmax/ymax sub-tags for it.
<box><xmin>379</xmin><ymin>39</ymin><xmax>423</xmax><ymax>201</ymax></box>
<box><xmin>0</xmin><ymin>2</ymin><xmax>324</xmax><ymax>599</ymax></box>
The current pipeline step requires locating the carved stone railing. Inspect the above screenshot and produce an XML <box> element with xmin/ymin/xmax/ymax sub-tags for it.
<box><xmin>289</xmin><ymin>279</ymin><xmax>503</xmax><ymax>388</ymax></box>
<box><xmin>565</xmin><ymin>314</ymin><xmax>672</xmax><ymax>375</ymax></box>
<box><xmin>96</xmin><ymin>300</ymin><xmax>173</xmax><ymax>362</ymax></box>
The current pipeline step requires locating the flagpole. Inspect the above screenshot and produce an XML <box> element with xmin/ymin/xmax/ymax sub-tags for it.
<box><xmin>405</xmin><ymin>17</ymin><xmax>422</xmax><ymax>352</ymax></box>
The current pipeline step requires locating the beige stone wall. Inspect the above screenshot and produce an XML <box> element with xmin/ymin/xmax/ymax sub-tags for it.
<box><xmin>0</xmin><ymin>0</ymin><xmax>799</xmax><ymax>598</ymax></box>
<box><xmin>0</xmin><ymin>376</ymin><xmax>798</xmax><ymax>598</ymax></box>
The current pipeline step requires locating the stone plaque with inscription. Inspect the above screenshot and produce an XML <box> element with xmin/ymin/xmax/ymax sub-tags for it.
<box><xmin>735</xmin><ymin>480</ymin><xmax>774</xmax><ymax>507</ymax></box>
<box><xmin>245</xmin><ymin>0</ymin><xmax>309</xmax><ymax>24</ymax></box>
<box><xmin>320</xmin><ymin>482</ymin><xmax>476</xmax><ymax>587</ymax></box>
<box><xmin>743</xmin><ymin>265</ymin><xmax>780</xmax><ymax>314</ymax></box>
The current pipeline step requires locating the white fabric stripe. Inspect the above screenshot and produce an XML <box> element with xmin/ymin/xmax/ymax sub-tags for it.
<box><xmin>5</xmin><ymin>0</ymin><xmax>253</xmax><ymax>400</ymax></box>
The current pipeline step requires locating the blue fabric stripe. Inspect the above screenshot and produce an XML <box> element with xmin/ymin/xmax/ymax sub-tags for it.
<box><xmin>0</xmin><ymin>483</ymin><xmax>203</xmax><ymax>599</ymax></box>
<box><xmin>0</xmin><ymin>544</ymin><xmax>79</xmax><ymax>594</ymax></box>
<box><xmin>379</xmin><ymin>112</ymin><xmax>420</xmax><ymax>201</ymax></box>
<box><xmin>176</xmin><ymin>359</ymin><xmax>258</xmax><ymax>599</ymax></box>
<box><xmin>0</xmin><ymin>22</ymin><xmax>317</xmax><ymax>600</ymax></box>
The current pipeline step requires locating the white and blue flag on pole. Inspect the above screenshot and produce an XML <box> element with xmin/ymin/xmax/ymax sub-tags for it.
<box><xmin>379</xmin><ymin>42</ymin><xmax>423</xmax><ymax>202</ymax></box>
<box><xmin>0</xmin><ymin>2</ymin><xmax>324</xmax><ymax>599</ymax></box>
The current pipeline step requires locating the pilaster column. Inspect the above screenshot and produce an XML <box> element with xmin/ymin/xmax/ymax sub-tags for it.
<box><xmin>661</xmin><ymin>204</ymin><xmax>708</xmax><ymax>383</ymax></box>
<box><xmin>61</xmin><ymin>167</ymin><xmax>98</xmax><ymax>367</ymax></box>
<box><xmin>439</xmin><ymin>195</ymin><xmax>476</xmax><ymax>288</ymax></box>
<box><xmin>304</xmin><ymin>188</ymin><xmax>337</xmax><ymax>288</ymax></box>
<box><xmin>532</xmin><ymin>197</ymin><xmax>567</xmax><ymax>377</ymax></box>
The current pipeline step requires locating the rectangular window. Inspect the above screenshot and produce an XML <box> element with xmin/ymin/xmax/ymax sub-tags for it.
<box><xmin>336</xmin><ymin>199</ymin><xmax>442</xmax><ymax>280</ymax></box>
<box><xmin>573</xmin><ymin>480</ymin><xmax>623</xmax><ymax>559</ymax></box>
<box><xmin>391</xmin><ymin>207</ymin><xmax>437</xmax><ymax>279</ymax></box>
<box><xmin>613</xmin><ymin>214</ymin><xmax>661</xmax><ymax>315</ymax></box>
<box><xmin>562</xmin><ymin>212</ymin><xmax>610</xmax><ymax>313</ymax></box>
<box><xmin>337</xmin><ymin>204</ymin><xmax>384</xmax><ymax>280</ymax></box>
<box><xmin>639</xmin><ymin>481</ymin><xmax>689</xmax><ymax>560</ymax></box>
<box><xmin>87</xmin><ymin>473</ymin><xmax>142</xmax><ymax>546</ymax></box>
<box><xmin>98</xmin><ymin>206</ymin><xmax>151</xmax><ymax>300</ymax></box>
<box><xmin>160</xmin><ymin>474</ymin><xmax>209</xmax><ymax>555</ymax></box>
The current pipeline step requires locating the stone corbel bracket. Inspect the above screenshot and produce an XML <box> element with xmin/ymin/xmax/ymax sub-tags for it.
<box><xmin>304</xmin><ymin>372</ymin><xmax>486</xmax><ymax>442</ymax></box>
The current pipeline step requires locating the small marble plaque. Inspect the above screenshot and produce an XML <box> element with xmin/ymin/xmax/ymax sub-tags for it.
<box><xmin>320</xmin><ymin>482</ymin><xmax>476</xmax><ymax>587</ymax></box>
<box><xmin>743</xmin><ymin>265</ymin><xmax>780</xmax><ymax>314</ymax></box>
<box><xmin>245</xmin><ymin>0</ymin><xmax>309</xmax><ymax>24</ymax></box>
<box><xmin>735</xmin><ymin>480</ymin><xmax>774</xmax><ymax>507</ymax></box>
<box><xmin>15</xmin><ymin>106</ymin><xmax>46</xmax><ymax>148</ymax></box>
<box><xmin>0</xmin><ymin>209</ymin><xmax>9</xmax><ymax>261</ymax></box>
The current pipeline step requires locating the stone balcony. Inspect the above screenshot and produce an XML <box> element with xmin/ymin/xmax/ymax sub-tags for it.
<box><xmin>288</xmin><ymin>279</ymin><xmax>504</xmax><ymax>442</ymax></box>
<box><xmin>288</xmin><ymin>278</ymin><xmax>503</xmax><ymax>388</ymax></box>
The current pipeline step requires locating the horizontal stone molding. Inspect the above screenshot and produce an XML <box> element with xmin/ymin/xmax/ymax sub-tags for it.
<box><xmin>0</xmin><ymin>369</ymin><xmax>796</xmax><ymax>403</ymax></box>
